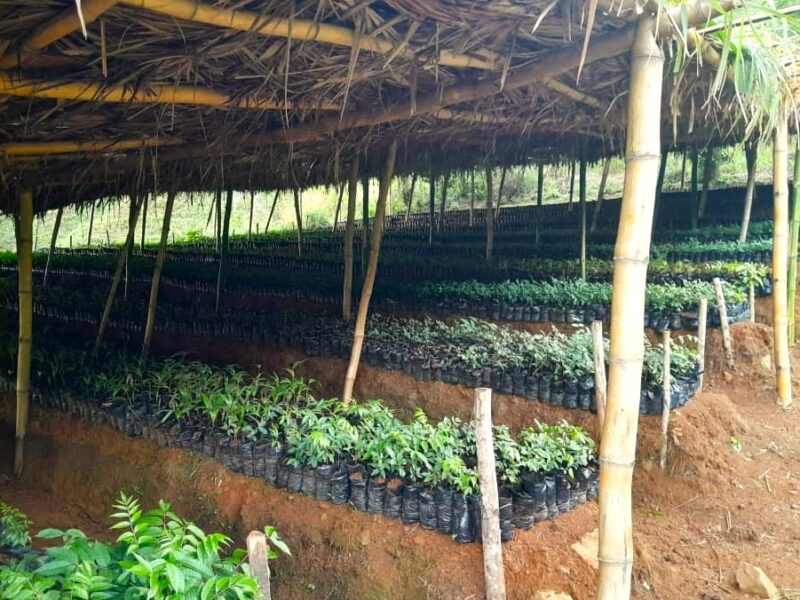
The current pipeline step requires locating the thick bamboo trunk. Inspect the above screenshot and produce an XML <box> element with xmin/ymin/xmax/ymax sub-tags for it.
<box><xmin>87</xmin><ymin>201</ymin><xmax>96</xmax><ymax>246</ymax></box>
<box><xmin>265</xmin><ymin>190</ymin><xmax>279</xmax><ymax>232</ymax></box>
<box><xmin>738</xmin><ymin>142</ymin><xmax>759</xmax><ymax>243</ymax></box>
<box><xmin>343</xmin><ymin>160</ymin><xmax>359</xmax><ymax>320</ymax></box>
<box><xmin>405</xmin><ymin>173</ymin><xmax>417</xmax><ymax>222</ymax></box>
<box><xmin>293</xmin><ymin>187</ymin><xmax>303</xmax><ymax>258</ymax></box>
<box><xmin>43</xmin><ymin>206</ymin><xmax>63</xmax><ymax>288</ymax></box>
<box><xmin>94</xmin><ymin>193</ymin><xmax>144</xmax><ymax>353</ymax></box>
<box><xmin>342</xmin><ymin>141</ymin><xmax>397</xmax><ymax>403</ymax></box>
<box><xmin>485</xmin><ymin>167</ymin><xmax>495</xmax><ymax>264</ymax></box>
<box><xmin>469</xmin><ymin>170</ymin><xmax>476</xmax><ymax>225</ymax></box>
<box><xmin>140</xmin><ymin>193</ymin><xmax>148</xmax><ymax>250</ymax></box>
<box><xmin>438</xmin><ymin>173</ymin><xmax>450</xmax><ymax>231</ymax></box>
<box><xmin>597</xmin><ymin>17</ymin><xmax>663</xmax><ymax>600</ymax></box>
<box><xmin>697</xmin><ymin>149</ymin><xmax>713</xmax><ymax>219</ymax></box>
<box><xmin>689</xmin><ymin>147</ymin><xmax>699</xmax><ymax>229</ymax></box>
<box><xmin>653</xmin><ymin>151</ymin><xmax>668</xmax><ymax>228</ymax></box>
<box><xmin>788</xmin><ymin>139</ymin><xmax>800</xmax><ymax>344</ymax></box>
<box><xmin>537</xmin><ymin>163</ymin><xmax>544</xmax><ymax>206</ymax></box>
<box><xmin>579</xmin><ymin>159</ymin><xmax>587</xmax><ymax>280</ymax></box>
<box><xmin>428</xmin><ymin>172</ymin><xmax>436</xmax><ymax>245</ymax></box>
<box><xmin>142</xmin><ymin>188</ymin><xmax>177</xmax><ymax>358</ymax></box>
<box><xmin>772</xmin><ymin>114</ymin><xmax>792</xmax><ymax>408</ymax></box>
<box><xmin>14</xmin><ymin>189</ymin><xmax>33</xmax><ymax>476</ymax></box>
<box><xmin>216</xmin><ymin>186</ymin><xmax>233</xmax><ymax>312</ymax></box>
<box><xmin>590</xmin><ymin>157</ymin><xmax>612</xmax><ymax>232</ymax></box>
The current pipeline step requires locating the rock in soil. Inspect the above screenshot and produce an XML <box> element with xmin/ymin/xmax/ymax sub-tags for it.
<box><xmin>736</xmin><ymin>562</ymin><xmax>779</xmax><ymax>598</ymax></box>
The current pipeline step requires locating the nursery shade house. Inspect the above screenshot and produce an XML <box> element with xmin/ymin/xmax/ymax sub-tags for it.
<box><xmin>0</xmin><ymin>0</ymin><xmax>798</xmax><ymax>598</ymax></box>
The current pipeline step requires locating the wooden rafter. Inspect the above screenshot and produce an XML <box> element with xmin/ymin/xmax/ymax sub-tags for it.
<box><xmin>0</xmin><ymin>136</ymin><xmax>181</xmax><ymax>157</ymax></box>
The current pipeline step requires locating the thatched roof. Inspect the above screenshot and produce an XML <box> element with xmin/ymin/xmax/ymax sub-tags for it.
<box><xmin>0</xmin><ymin>0</ymin><xmax>796</xmax><ymax>212</ymax></box>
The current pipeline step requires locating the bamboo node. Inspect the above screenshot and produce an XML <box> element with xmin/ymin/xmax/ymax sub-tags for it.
<box><xmin>612</xmin><ymin>256</ymin><xmax>649</xmax><ymax>265</ymax></box>
<box><xmin>607</xmin><ymin>357</ymin><xmax>643</xmax><ymax>365</ymax></box>
<box><xmin>624</xmin><ymin>151</ymin><xmax>660</xmax><ymax>161</ymax></box>
<box><xmin>597</xmin><ymin>556</ymin><xmax>634</xmax><ymax>565</ymax></box>
<box><xmin>598</xmin><ymin>456</ymin><xmax>636</xmax><ymax>467</ymax></box>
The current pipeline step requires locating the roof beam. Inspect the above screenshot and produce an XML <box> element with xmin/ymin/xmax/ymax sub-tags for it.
<box><xmin>0</xmin><ymin>136</ymin><xmax>181</xmax><ymax>157</ymax></box>
<box><xmin>0</xmin><ymin>0</ymin><xmax>119</xmax><ymax>69</ymax></box>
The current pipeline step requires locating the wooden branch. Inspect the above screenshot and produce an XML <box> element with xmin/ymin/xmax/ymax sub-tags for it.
<box><xmin>0</xmin><ymin>74</ymin><xmax>340</xmax><ymax>111</ymax></box>
<box><xmin>0</xmin><ymin>0</ymin><xmax>119</xmax><ymax>69</ymax></box>
<box><xmin>545</xmin><ymin>79</ymin><xmax>601</xmax><ymax>108</ymax></box>
<box><xmin>0</xmin><ymin>137</ymin><xmax>181</xmax><ymax>156</ymax></box>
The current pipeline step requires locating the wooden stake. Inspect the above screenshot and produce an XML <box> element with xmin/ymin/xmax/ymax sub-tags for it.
<box><xmin>473</xmin><ymin>387</ymin><xmax>507</xmax><ymax>600</ymax></box>
<box><xmin>87</xmin><ymin>201</ymin><xmax>96</xmax><ymax>246</ymax></box>
<box><xmin>579</xmin><ymin>158</ymin><xmax>587</xmax><ymax>280</ymax></box>
<box><xmin>537</xmin><ymin>163</ymin><xmax>544</xmax><ymax>206</ymax></box>
<box><xmin>749</xmin><ymin>283</ymin><xmax>756</xmax><ymax>324</ymax></box>
<box><xmin>342</xmin><ymin>141</ymin><xmax>397</xmax><ymax>404</ymax></box>
<box><xmin>772</xmin><ymin>114</ymin><xmax>792</xmax><ymax>408</ymax></box>
<box><xmin>591</xmin><ymin>320</ymin><xmax>607</xmax><ymax>440</ymax></box>
<box><xmin>94</xmin><ymin>193</ymin><xmax>144</xmax><ymax>353</ymax></box>
<box><xmin>265</xmin><ymin>190</ymin><xmax>279</xmax><ymax>232</ymax></box>
<box><xmin>590</xmin><ymin>157</ymin><xmax>611</xmax><ymax>232</ymax></box>
<box><xmin>142</xmin><ymin>187</ymin><xmax>176</xmax><ymax>358</ymax></box>
<box><xmin>14</xmin><ymin>189</ymin><xmax>33</xmax><ymax>477</ymax></box>
<box><xmin>293</xmin><ymin>187</ymin><xmax>303</xmax><ymax>258</ymax></box>
<box><xmin>485</xmin><ymin>167</ymin><xmax>494</xmax><ymax>264</ymax></box>
<box><xmin>712</xmin><ymin>277</ymin><xmax>734</xmax><ymax>370</ymax></box>
<box><xmin>343</xmin><ymin>160</ymin><xmax>359</xmax><ymax>320</ymax></box>
<box><xmin>246</xmin><ymin>531</ymin><xmax>272</xmax><ymax>600</ymax></box>
<box><xmin>216</xmin><ymin>185</ymin><xmax>233</xmax><ymax>312</ymax></box>
<box><xmin>597</xmin><ymin>17</ymin><xmax>663</xmax><ymax>600</ymax></box>
<box><xmin>697</xmin><ymin>149</ymin><xmax>713</xmax><ymax>219</ymax></box>
<box><xmin>787</xmin><ymin>137</ymin><xmax>800</xmax><ymax>344</ymax></box>
<box><xmin>43</xmin><ymin>206</ymin><xmax>63</xmax><ymax>288</ymax></box>
<box><xmin>738</xmin><ymin>141</ymin><xmax>758</xmax><ymax>243</ymax></box>
<box><xmin>697</xmin><ymin>298</ymin><xmax>708</xmax><ymax>391</ymax></box>
<box><xmin>659</xmin><ymin>330</ymin><xmax>671</xmax><ymax>470</ymax></box>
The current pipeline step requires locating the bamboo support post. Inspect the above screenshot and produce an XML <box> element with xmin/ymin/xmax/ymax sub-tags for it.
<box><xmin>215</xmin><ymin>186</ymin><xmax>233</xmax><ymax>312</ymax></box>
<box><xmin>332</xmin><ymin>181</ymin><xmax>345</xmax><ymax>232</ymax></box>
<box><xmin>659</xmin><ymin>330</ymin><xmax>671</xmax><ymax>470</ymax></box>
<box><xmin>689</xmin><ymin>147</ymin><xmax>699</xmax><ymax>230</ymax></box>
<box><xmin>787</xmin><ymin>137</ymin><xmax>800</xmax><ymax>344</ymax></box>
<box><xmin>438</xmin><ymin>173</ymin><xmax>450</xmax><ymax>231</ymax></box>
<box><xmin>87</xmin><ymin>202</ymin><xmax>96</xmax><ymax>246</ymax></box>
<box><xmin>494</xmin><ymin>167</ymin><xmax>507</xmax><ymax>218</ymax></box>
<box><xmin>248</xmin><ymin>190</ymin><xmax>255</xmax><ymax>239</ymax></box>
<box><xmin>473</xmin><ymin>387</ymin><xmax>507</xmax><ymax>600</ymax></box>
<box><xmin>469</xmin><ymin>170</ymin><xmax>476</xmax><ymax>225</ymax></box>
<box><xmin>653</xmin><ymin>150</ymin><xmax>668</xmax><ymax>228</ymax></box>
<box><xmin>591</xmin><ymin>320</ymin><xmax>607</xmax><ymax>440</ymax></box>
<box><xmin>140</xmin><ymin>194</ymin><xmax>148</xmax><ymax>250</ymax></box>
<box><xmin>590</xmin><ymin>157</ymin><xmax>611</xmax><ymax>232</ymax></box>
<box><xmin>579</xmin><ymin>158</ymin><xmax>587</xmax><ymax>280</ymax></box>
<box><xmin>14</xmin><ymin>189</ymin><xmax>33</xmax><ymax>477</ymax></box>
<box><xmin>697</xmin><ymin>298</ymin><xmax>708</xmax><ymax>390</ymax></box>
<box><xmin>738</xmin><ymin>142</ymin><xmax>758</xmax><ymax>243</ymax></box>
<box><xmin>537</xmin><ymin>163</ymin><xmax>544</xmax><ymax>206</ymax></box>
<box><xmin>597</xmin><ymin>17</ymin><xmax>663</xmax><ymax>600</ymax></box>
<box><xmin>293</xmin><ymin>187</ymin><xmax>303</xmax><ymax>258</ymax></box>
<box><xmin>142</xmin><ymin>188</ymin><xmax>176</xmax><ymax>358</ymax></box>
<box><xmin>265</xmin><ymin>190</ymin><xmax>279</xmax><ymax>232</ymax></box>
<box><xmin>342</xmin><ymin>141</ymin><xmax>397</xmax><ymax>404</ymax></box>
<box><xmin>773</xmin><ymin>114</ymin><xmax>793</xmax><ymax>408</ymax></box>
<box><xmin>43</xmin><ymin>206</ymin><xmax>63</xmax><ymax>288</ymax></box>
<box><xmin>94</xmin><ymin>194</ymin><xmax>144</xmax><ymax>353</ymax></box>
<box><xmin>343</xmin><ymin>160</ymin><xmax>359</xmax><ymax>320</ymax></box>
<box><xmin>697</xmin><ymin>149</ymin><xmax>713</xmax><ymax>219</ymax></box>
<box><xmin>712</xmin><ymin>277</ymin><xmax>734</xmax><ymax>370</ymax></box>
<box><xmin>361</xmin><ymin>175</ymin><xmax>369</xmax><ymax>268</ymax></box>
<box><xmin>214</xmin><ymin>188</ymin><xmax>222</xmax><ymax>251</ymax></box>
<box><xmin>485</xmin><ymin>168</ymin><xmax>494</xmax><ymax>264</ymax></box>
<box><xmin>246</xmin><ymin>531</ymin><xmax>272</xmax><ymax>600</ymax></box>
<box><xmin>405</xmin><ymin>173</ymin><xmax>417</xmax><ymax>223</ymax></box>
<box><xmin>428</xmin><ymin>171</ymin><xmax>435</xmax><ymax>245</ymax></box>
<box><xmin>567</xmin><ymin>161</ymin><xmax>576</xmax><ymax>211</ymax></box>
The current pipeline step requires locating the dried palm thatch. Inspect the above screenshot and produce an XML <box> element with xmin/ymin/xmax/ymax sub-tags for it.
<box><xmin>0</xmin><ymin>0</ymin><xmax>796</xmax><ymax>213</ymax></box>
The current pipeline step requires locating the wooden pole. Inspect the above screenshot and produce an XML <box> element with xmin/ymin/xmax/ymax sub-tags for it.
<box><xmin>689</xmin><ymin>147</ymin><xmax>699</xmax><ymax>230</ymax></box>
<box><xmin>140</xmin><ymin>193</ymin><xmax>148</xmax><ymax>250</ymax></box>
<box><xmin>438</xmin><ymin>173</ymin><xmax>450</xmax><ymax>231</ymax></box>
<box><xmin>712</xmin><ymin>277</ymin><xmax>735</xmax><ymax>370</ymax></box>
<box><xmin>652</xmin><ymin>150</ymin><xmax>668</xmax><ymax>229</ymax></box>
<box><xmin>659</xmin><ymin>330</ymin><xmax>671</xmax><ymax>470</ymax></box>
<box><xmin>485</xmin><ymin>167</ymin><xmax>494</xmax><ymax>264</ymax></box>
<box><xmin>537</xmin><ymin>163</ymin><xmax>544</xmax><ymax>206</ymax></box>
<box><xmin>405</xmin><ymin>173</ymin><xmax>417</xmax><ymax>222</ymax></box>
<box><xmin>697</xmin><ymin>149</ymin><xmax>713</xmax><ymax>219</ymax></box>
<box><xmin>579</xmin><ymin>158</ymin><xmax>587</xmax><ymax>280</ymax></box>
<box><xmin>214</xmin><ymin>188</ymin><xmax>222</xmax><ymax>252</ymax></box>
<box><xmin>216</xmin><ymin>185</ymin><xmax>233</xmax><ymax>312</ymax></box>
<box><xmin>494</xmin><ymin>166</ymin><xmax>507</xmax><ymax>218</ymax></box>
<box><xmin>473</xmin><ymin>387</ymin><xmax>508</xmax><ymax>600</ymax></box>
<box><xmin>94</xmin><ymin>193</ymin><xmax>144</xmax><ymax>353</ymax></box>
<box><xmin>343</xmin><ymin>160</ymin><xmax>359</xmax><ymax>320</ymax></box>
<box><xmin>591</xmin><ymin>320</ymin><xmax>607</xmax><ymax>440</ymax></box>
<box><xmin>293</xmin><ymin>187</ymin><xmax>303</xmax><ymax>258</ymax></box>
<box><xmin>787</xmin><ymin>137</ymin><xmax>800</xmax><ymax>344</ymax></box>
<box><xmin>590</xmin><ymin>157</ymin><xmax>612</xmax><ymax>232</ymax></box>
<box><xmin>428</xmin><ymin>170</ymin><xmax>435</xmax><ymax>245</ymax></box>
<box><xmin>142</xmin><ymin>187</ymin><xmax>176</xmax><ymax>358</ymax></box>
<box><xmin>265</xmin><ymin>190</ymin><xmax>279</xmax><ymax>232</ymax></box>
<box><xmin>87</xmin><ymin>201</ymin><xmax>96</xmax><ymax>246</ymax></box>
<box><xmin>14</xmin><ymin>189</ymin><xmax>33</xmax><ymax>477</ymax></box>
<box><xmin>332</xmin><ymin>181</ymin><xmax>345</xmax><ymax>231</ymax></box>
<box><xmin>361</xmin><ymin>174</ymin><xmax>369</xmax><ymax>268</ymax></box>
<box><xmin>772</xmin><ymin>113</ymin><xmax>793</xmax><ymax>408</ymax></box>
<box><xmin>246</xmin><ymin>531</ymin><xmax>272</xmax><ymax>600</ymax></box>
<box><xmin>568</xmin><ymin>161</ymin><xmax>576</xmax><ymax>211</ymax></box>
<box><xmin>597</xmin><ymin>17</ymin><xmax>663</xmax><ymax>600</ymax></box>
<box><xmin>738</xmin><ymin>141</ymin><xmax>759</xmax><ymax>243</ymax></box>
<box><xmin>248</xmin><ymin>190</ymin><xmax>255</xmax><ymax>239</ymax></box>
<box><xmin>342</xmin><ymin>142</ymin><xmax>397</xmax><ymax>404</ymax></box>
<box><xmin>749</xmin><ymin>283</ymin><xmax>756</xmax><ymax>323</ymax></box>
<box><xmin>679</xmin><ymin>150</ymin><xmax>687</xmax><ymax>190</ymax></box>
<box><xmin>697</xmin><ymin>298</ymin><xmax>708</xmax><ymax>391</ymax></box>
<box><xmin>43</xmin><ymin>206</ymin><xmax>63</xmax><ymax>288</ymax></box>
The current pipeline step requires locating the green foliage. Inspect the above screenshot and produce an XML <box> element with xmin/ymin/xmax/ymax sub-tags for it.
<box><xmin>0</xmin><ymin>503</ymin><xmax>32</xmax><ymax>549</ymax></box>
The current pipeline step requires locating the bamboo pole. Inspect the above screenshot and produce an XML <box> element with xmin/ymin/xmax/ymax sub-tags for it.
<box><xmin>405</xmin><ymin>173</ymin><xmax>417</xmax><ymax>223</ymax></box>
<box><xmin>473</xmin><ymin>387</ymin><xmax>507</xmax><ymax>600</ymax></box>
<box><xmin>469</xmin><ymin>170</ymin><xmax>476</xmax><ymax>225</ymax></box>
<box><xmin>579</xmin><ymin>158</ymin><xmax>587</xmax><ymax>280</ymax></box>
<box><xmin>361</xmin><ymin>175</ymin><xmax>369</xmax><ymax>270</ymax></box>
<box><xmin>428</xmin><ymin>171</ymin><xmax>436</xmax><ymax>245</ymax></box>
<box><xmin>293</xmin><ymin>187</ymin><xmax>303</xmax><ymax>258</ymax></box>
<box><xmin>659</xmin><ymin>330</ymin><xmax>671</xmax><ymax>470</ymax></box>
<box><xmin>342</xmin><ymin>141</ymin><xmax>397</xmax><ymax>404</ymax></box>
<box><xmin>265</xmin><ymin>190</ymin><xmax>279</xmax><ymax>232</ymax></box>
<box><xmin>772</xmin><ymin>114</ymin><xmax>792</xmax><ymax>408</ymax></box>
<box><xmin>739</xmin><ymin>142</ymin><xmax>759</xmax><ymax>243</ymax></box>
<box><xmin>697</xmin><ymin>149</ymin><xmax>713</xmax><ymax>219</ymax></box>
<box><xmin>679</xmin><ymin>150</ymin><xmax>687</xmax><ymax>190</ymax></box>
<box><xmin>494</xmin><ymin>166</ymin><xmax>507</xmax><ymax>218</ymax></box>
<box><xmin>568</xmin><ymin>161</ymin><xmax>576</xmax><ymax>211</ymax></box>
<box><xmin>142</xmin><ymin>187</ymin><xmax>176</xmax><ymax>358</ymax></box>
<box><xmin>438</xmin><ymin>173</ymin><xmax>450</xmax><ymax>231</ymax></box>
<box><xmin>697</xmin><ymin>298</ymin><xmax>708</xmax><ymax>391</ymax></box>
<box><xmin>216</xmin><ymin>185</ymin><xmax>233</xmax><ymax>312</ymax></box>
<box><xmin>713</xmin><ymin>277</ymin><xmax>735</xmax><ymax>370</ymax></box>
<box><xmin>332</xmin><ymin>181</ymin><xmax>345</xmax><ymax>232</ymax></box>
<box><xmin>87</xmin><ymin>201</ymin><xmax>96</xmax><ymax>246</ymax></box>
<box><xmin>537</xmin><ymin>163</ymin><xmax>544</xmax><ymax>206</ymax></box>
<box><xmin>140</xmin><ymin>194</ymin><xmax>148</xmax><ymax>250</ymax></box>
<box><xmin>590</xmin><ymin>157</ymin><xmax>612</xmax><ymax>232</ymax></box>
<box><xmin>343</xmin><ymin>160</ymin><xmax>359</xmax><ymax>321</ymax></box>
<box><xmin>653</xmin><ymin>150</ymin><xmax>668</xmax><ymax>229</ymax></box>
<box><xmin>689</xmin><ymin>147</ymin><xmax>699</xmax><ymax>230</ymax></box>
<box><xmin>213</xmin><ymin>188</ymin><xmax>221</xmax><ymax>251</ymax></box>
<box><xmin>94</xmin><ymin>193</ymin><xmax>144</xmax><ymax>353</ymax></box>
<box><xmin>0</xmin><ymin>137</ymin><xmax>181</xmax><ymax>157</ymax></box>
<box><xmin>485</xmin><ymin>167</ymin><xmax>494</xmax><ymax>264</ymax></box>
<box><xmin>14</xmin><ymin>189</ymin><xmax>33</xmax><ymax>477</ymax></box>
<box><xmin>591</xmin><ymin>320</ymin><xmax>607</xmax><ymax>440</ymax></box>
<box><xmin>597</xmin><ymin>17</ymin><xmax>663</xmax><ymax>600</ymax></box>
<box><xmin>248</xmin><ymin>190</ymin><xmax>255</xmax><ymax>239</ymax></box>
<box><xmin>787</xmin><ymin>138</ymin><xmax>800</xmax><ymax>344</ymax></box>
<box><xmin>43</xmin><ymin>206</ymin><xmax>63</xmax><ymax>288</ymax></box>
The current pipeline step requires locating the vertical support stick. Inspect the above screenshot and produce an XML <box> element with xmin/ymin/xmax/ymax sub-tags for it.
<box><xmin>567</xmin><ymin>160</ymin><xmax>576</xmax><ymax>211</ymax></box>
<box><xmin>142</xmin><ymin>187</ymin><xmax>176</xmax><ymax>358</ymax></box>
<box><xmin>773</xmin><ymin>113</ymin><xmax>793</xmax><ymax>408</ymax></box>
<box><xmin>597</xmin><ymin>17</ymin><xmax>663</xmax><ymax>600</ymax></box>
<box><xmin>697</xmin><ymin>149</ymin><xmax>713</xmax><ymax>219</ymax></box>
<box><xmin>216</xmin><ymin>185</ymin><xmax>233</xmax><ymax>312</ymax></box>
<box><xmin>591</xmin><ymin>320</ymin><xmax>607</xmax><ymax>440</ymax></box>
<box><xmin>537</xmin><ymin>163</ymin><xmax>544</xmax><ymax>206</ymax></box>
<box><xmin>248</xmin><ymin>189</ymin><xmax>255</xmax><ymax>239</ymax></box>
<box><xmin>343</xmin><ymin>160</ymin><xmax>359</xmax><ymax>320</ymax></box>
<box><xmin>405</xmin><ymin>173</ymin><xmax>417</xmax><ymax>223</ymax></box>
<box><xmin>689</xmin><ymin>147</ymin><xmax>699</xmax><ymax>230</ymax></box>
<box><xmin>43</xmin><ymin>206</ymin><xmax>63</xmax><ymax>288</ymax></box>
<box><xmin>215</xmin><ymin>188</ymin><xmax>222</xmax><ymax>251</ymax></box>
<box><xmin>361</xmin><ymin>174</ymin><xmax>369</xmax><ymax>268</ymax></box>
<box><xmin>473</xmin><ymin>387</ymin><xmax>507</xmax><ymax>600</ymax></box>
<box><xmin>579</xmin><ymin>158</ymin><xmax>587</xmax><ymax>280</ymax></box>
<box><xmin>428</xmin><ymin>170</ymin><xmax>435</xmax><ymax>245</ymax></box>
<box><xmin>470</xmin><ymin>170</ymin><xmax>476</xmax><ymax>225</ymax></box>
<box><xmin>246</xmin><ymin>531</ymin><xmax>272</xmax><ymax>600</ymax></box>
<box><xmin>749</xmin><ymin>283</ymin><xmax>756</xmax><ymax>324</ymax></box>
<box><xmin>787</xmin><ymin>137</ymin><xmax>800</xmax><ymax>345</ymax></box>
<box><xmin>332</xmin><ymin>181</ymin><xmax>345</xmax><ymax>232</ymax></box>
<box><xmin>140</xmin><ymin>193</ymin><xmax>148</xmax><ymax>251</ymax></box>
<box><xmin>653</xmin><ymin>150</ymin><xmax>668</xmax><ymax>229</ymax></box>
<box><xmin>697</xmin><ymin>297</ymin><xmax>708</xmax><ymax>391</ymax></box>
<box><xmin>438</xmin><ymin>172</ymin><xmax>450</xmax><ymax>230</ymax></box>
<box><xmin>494</xmin><ymin>166</ymin><xmax>507</xmax><ymax>218</ymax></box>
<box><xmin>265</xmin><ymin>190</ymin><xmax>279</xmax><ymax>233</ymax></box>
<box><xmin>14</xmin><ymin>189</ymin><xmax>33</xmax><ymax>477</ymax></box>
<box><xmin>590</xmin><ymin>157</ymin><xmax>611</xmax><ymax>232</ymax></box>
<box><xmin>87</xmin><ymin>201</ymin><xmax>96</xmax><ymax>246</ymax></box>
<box><xmin>659</xmin><ymin>330</ymin><xmax>671</xmax><ymax>470</ymax></box>
<box><xmin>712</xmin><ymin>277</ymin><xmax>734</xmax><ymax>370</ymax></box>
<box><xmin>293</xmin><ymin>187</ymin><xmax>303</xmax><ymax>257</ymax></box>
<box><xmin>342</xmin><ymin>141</ymin><xmax>397</xmax><ymax>404</ymax></box>
<box><xmin>739</xmin><ymin>141</ymin><xmax>759</xmax><ymax>243</ymax></box>
<box><xmin>485</xmin><ymin>167</ymin><xmax>494</xmax><ymax>264</ymax></box>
